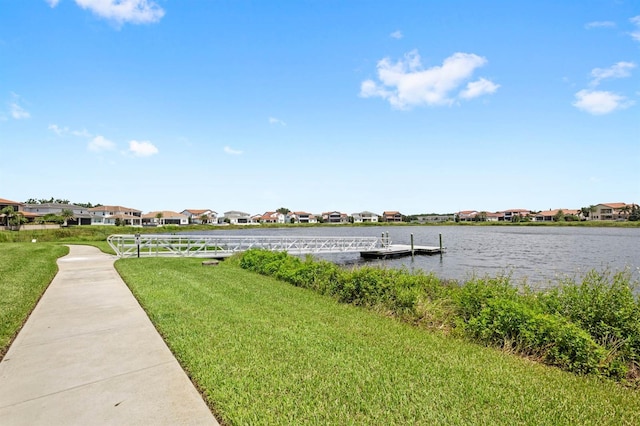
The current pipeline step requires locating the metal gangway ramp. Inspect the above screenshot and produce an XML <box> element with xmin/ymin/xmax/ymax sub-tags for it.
<box><xmin>107</xmin><ymin>234</ymin><xmax>383</xmax><ymax>258</ymax></box>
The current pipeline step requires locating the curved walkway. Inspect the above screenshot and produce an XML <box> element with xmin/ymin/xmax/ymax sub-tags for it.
<box><xmin>0</xmin><ymin>245</ymin><xmax>218</xmax><ymax>425</ymax></box>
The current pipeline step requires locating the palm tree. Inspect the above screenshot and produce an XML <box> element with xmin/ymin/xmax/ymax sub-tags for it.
<box><xmin>1</xmin><ymin>206</ymin><xmax>27</xmax><ymax>230</ymax></box>
<box><xmin>618</xmin><ymin>204</ymin><xmax>632</xmax><ymax>220</ymax></box>
<box><xmin>0</xmin><ymin>206</ymin><xmax>11</xmax><ymax>227</ymax></box>
<box><xmin>61</xmin><ymin>208</ymin><xmax>75</xmax><ymax>227</ymax></box>
<box><xmin>155</xmin><ymin>212</ymin><xmax>164</xmax><ymax>226</ymax></box>
<box><xmin>200</xmin><ymin>213</ymin><xmax>210</xmax><ymax>224</ymax></box>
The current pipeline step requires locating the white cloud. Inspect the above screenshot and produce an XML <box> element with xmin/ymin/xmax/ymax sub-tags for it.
<box><xmin>585</xmin><ymin>21</ymin><xmax>616</xmax><ymax>29</ymax></box>
<box><xmin>88</xmin><ymin>135</ymin><xmax>116</xmax><ymax>152</ymax></box>
<box><xmin>390</xmin><ymin>30</ymin><xmax>403</xmax><ymax>39</ymax></box>
<box><xmin>45</xmin><ymin>0</ymin><xmax>60</xmax><ymax>7</ymax></box>
<box><xmin>359</xmin><ymin>50</ymin><xmax>498</xmax><ymax>109</ymax></box>
<box><xmin>48</xmin><ymin>124</ymin><xmax>93</xmax><ymax>137</ymax></box>
<box><xmin>269</xmin><ymin>117</ymin><xmax>286</xmax><ymax>126</ymax></box>
<box><xmin>590</xmin><ymin>61</ymin><xmax>636</xmax><ymax>87</ymax></box>
<box><xmin>460</xmin><ymin>78</ymin><xmax>500</xmax><ymax>99</ymax></box>
<box><xmin>71</xmin><ymin>128</ymin><xmax>92</xmax><ymax>137</ymax></box>
<box><xmin>224</xmin><ymin>146</ymin><xmax>243</xmax><ymax>155</ymax></box>
<box><xmin>573</xmin><ymin>89</ymin><xmax>634</xmax><ymax>115</ymax></box>
<box><xmin>10</xmin><ymin>102</ymin><xmax>30</xmax><ymax>119</ymax></box>
<box><xmin>48</xmin><ymin>124</ymin><xmax>68</xmax><ymax>135</ymax></box>
<box><xmin>630</xmin><ymin>16</ymin><xmax>640</xmax><ymax>42</ymax></box>
<box><xmin>74</xmin><ymin>0</ymin><xmax>165</xmax><ymax>25</ymax></box>
<box><xmin>128</xmin><ymin>140</ymin><xmax>158</xmax><ymax>157</ymax></box>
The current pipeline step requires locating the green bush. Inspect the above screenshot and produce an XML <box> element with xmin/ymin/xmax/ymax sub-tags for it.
<box><xmin>464</xmin><ymin>298</ymin><xmax>612</xmax><ymax>376</ymax></box>
<box><xmin>541</xmin><ymin>269</ymin><xmax>640</xmax><ymax>366</ymax></box>
<box><xmin>237</xmin><ymin>249</ymin><xmax>639</xmax><ymax>382</ymax></box>
<box><xmin>453</xmin><ymin>274</ymin><xmax>519</xmax><ymax>321</ymax></box>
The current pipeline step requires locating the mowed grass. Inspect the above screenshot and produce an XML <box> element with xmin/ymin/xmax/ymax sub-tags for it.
<box><xmin>116</xmin><ymin>258</ymin><xmax>640</xmax><ymax>425</ymax></box>
<box><xmin>0</xmin><ymin>243</ymin><xmax>68</xmax><ymax>356</ymax></box>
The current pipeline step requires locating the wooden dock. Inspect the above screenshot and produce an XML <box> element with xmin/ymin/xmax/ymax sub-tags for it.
<box><xmin>360</xmin><ymin>244</ymin><xmax>442</xmax><ymax>259</ymax></box>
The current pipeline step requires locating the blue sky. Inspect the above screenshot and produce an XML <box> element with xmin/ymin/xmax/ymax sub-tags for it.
<box><xmin>1</xmin><ymin>0</ymin><xmax>638</xmax><ymax>215</ymax></box>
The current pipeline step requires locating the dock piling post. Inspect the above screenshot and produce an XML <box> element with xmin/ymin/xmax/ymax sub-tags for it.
<box><xmin>411</xmin><ymin>233</ymin><xmax>414</xmax><ymax>257</ymax></box>
<box><xmin>439</xmin><ymin>233</ymin><xmax>443</xmax><ymax>256</ymax></box>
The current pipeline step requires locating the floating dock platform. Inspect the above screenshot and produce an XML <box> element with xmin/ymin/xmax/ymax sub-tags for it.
<box><xmin>360</xmin><ymin>244</ymin><xmax>443</xmax><ymax>259</ymax></box>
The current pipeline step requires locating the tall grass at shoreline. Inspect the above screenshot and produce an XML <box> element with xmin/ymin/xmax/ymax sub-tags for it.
<box><xmin>116</xmin><ymin>257</ymin><xmax>640</xmax><ymax>424</ymax></box>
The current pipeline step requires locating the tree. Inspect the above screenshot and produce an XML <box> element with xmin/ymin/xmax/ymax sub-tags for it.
<box><xmin>200</xmin><ymin>214</ymin><xmax>210</xmax><ymax>224</ymax></box>
<box><xmin>61</xmin><ymin>209</ymin><xmax>75</xmax><ymax>227</ymax></box>
<box><xmin>1</xmin><ymin>206</ymin><xmax>27</xmax><ymax>230</ymax></box>
<box><xmin>629</xmin><ymin>204</ymin><xmax>640</xmax><ymax>221</ymax></box>
<box><xmin>276</xmin><ymin>207</ymin><xmax>290</xmax><ymax>215</ymax></box>
<box><xmin>554</xmin><ymin>209</ymin><xmax>565</xmax><ymax>222</ymax></box>
<box><xmin>155</xmin><ymin>212</ymin><xmax>164</xmax><ymax>226</ymax></box>
<box><xmin>618</xmin><ymin>204</ymin><xmax>632</xmax><ymax>219</ymax></box>
<box><xmin>580</xmin><ymin>207</ymin><xmax>591</xmax><ymax>219</ymax></box>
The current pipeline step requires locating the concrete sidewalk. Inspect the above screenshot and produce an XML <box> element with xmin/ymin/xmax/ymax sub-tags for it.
<box><xmin>0</xmin><ymin>245</ymin><xmax>219</xmax><ymax>425</ymax></box>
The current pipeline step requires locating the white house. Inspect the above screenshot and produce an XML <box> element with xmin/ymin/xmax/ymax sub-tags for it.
<box><xmin>142</xmin><ymin>211</ymin><xmax>189</xmax><ymax>226</ymax></box>
<box><xmin>89</xmin><ymin>205</ymin><xmax>142</xmax><ymax>226</ymax></box>
<box><xmin>290</xmin><ymin>211</ymin><xmax>317</xmax><ymax>224</ymax></box>
<box><xmin>181</xmin><ymin>209</ymin><xmax>217</xmax><ymax>224</ymax></box>
<box><xmin>352</xmin><ymin>211</ymin><xmax>380</xmax><ymax>223</ymax></box>
<box><xmin>23</xmin><ymin>202</ymin><xmax>94</xmax><ymax>225</ymax></box>
<box><xmin>255</xmin><ymin>211</ymin><xmax>288</xmax><ymax>224</ymax></box>
<box><xmin>218</xmin><ymin>211</ymin><xmax>255</xmax><ymax>225</ymax></box>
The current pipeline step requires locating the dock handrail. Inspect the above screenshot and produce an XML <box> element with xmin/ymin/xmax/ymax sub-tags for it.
<box><xmin>107</xmin><ymin>234</ymin><xmax>382</xmax><ymax>258</ymax></box>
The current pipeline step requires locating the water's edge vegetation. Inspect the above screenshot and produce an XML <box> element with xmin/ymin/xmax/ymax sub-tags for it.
<box><xmin>236</xmin><ymin>249</ymin><xmax>640</xmax><ymax>385</ymax></box>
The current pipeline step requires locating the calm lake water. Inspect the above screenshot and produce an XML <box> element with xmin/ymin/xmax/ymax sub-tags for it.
<box><xmin>191</xmin><ymin>225</ymin><xmax>640</xmax><ymax>287</ymax></box>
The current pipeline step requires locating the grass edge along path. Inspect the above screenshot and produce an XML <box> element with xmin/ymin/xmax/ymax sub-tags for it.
<box><xmin>116</xmin><ymin>257</ymin><xmax>640</xmax><ymax>425</ymax></box>
<box><xmin>0</xmin><ymin>243</ymin><xmax>68</xmax><ymax>358</ymax></box>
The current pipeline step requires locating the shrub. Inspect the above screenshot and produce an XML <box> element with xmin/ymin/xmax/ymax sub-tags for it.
<box><xmin>541</xmin><ymin>269</ymin><xmax>640</xmax><ymax>367</ymax></box>
<box><xmin>464</xmin><ymin>298</ymin><xmax>612</xmax><ymax>375</ymax></box>
<box><xmin>452</xmin><ymin>274</ymin><xmax>519</xmax><ymax>321</ymax></box>
<box><xmin>236</xmin><ymin>250</ymin><xmax>639</xmax><ymax>382</ymax></box>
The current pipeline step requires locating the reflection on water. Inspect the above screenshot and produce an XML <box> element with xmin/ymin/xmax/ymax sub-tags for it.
<box><xmin>187</xmin><ymin>225</ymin><xmax>640</xmax><ymax>286</ymax></box>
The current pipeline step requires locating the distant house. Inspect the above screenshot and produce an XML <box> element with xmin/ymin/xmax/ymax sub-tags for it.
<box><xmin>24</xmin><ymin>203</ymin><xmax>93</xmax><ymax>225</ymax></box>
<box><xmin>218</xmin><ymin>211</ymin><xmax>254</xmax><ymax>225</ymax></box>
<box><xmin>352</xmin><ymin>211</ymin><xmax>379</xmax><ymax>223</ymax></box>
<box><xmin>181</xmin><ymin>209</ymin><xmax>217</xmax><ymax>224</ymax></box>
<box><xmin>457</xmin><ymin>210</ymin><xmax>478</xmax><ymax>222</ymax></box>
<box><xmin>90</xmin><ymin>205</ymin><xmax>142</xmax><ymax>226</ymax></box>
<box><xmin>535</xmin><ymin>209</ymin><xmax>581</xmax><ymax>222</ymax></box>
<box><xmin>589</xmin><ymin>203</ymin><xmax>634</xmax><ymax>221</ymax></box>
<box><xmin>414</xmin><ymin>214</ymin><xmax>455</xmax><ymax>223</ymax></box>
<box><xmin>500</xmin><ymin>209</ymin><xmax>531</xmax><ymax>222</ymax></box>
<box><xmin>255</xmin><ymin>211</ymin><xmax>288</xmax><ymax>224</ymax></box>
<box><xmin>322</xmin><ymin>211</ymin><xmax>349</xmax><ymax>223</ymax></box>
<box><xmin>142</xmin><ymin>211</ymin><xmax>189</xmax><ymax>226</ymax></box>
<box><xmin>0</xmin><ymin>198</ymin><xmax>26</xmax><ymax>227</ymax></box>
<box><xmin>290</xmin><ymin>211</ymin><xmax>317</xmax><ymax>224</ymax></box>
<box><xmin>485</xmin><ymin>212</ymin><xmax>503</xmax><ymax>222</ymax></box>
<box><xmin>382</xmin><ymin>211</ymin><xmax>403</xmax><ymax>222</ymax></box>
<box><xmin>0</xmin><ymin>197</ymin><xmax>22</xmax><ymax>211</ymax></box>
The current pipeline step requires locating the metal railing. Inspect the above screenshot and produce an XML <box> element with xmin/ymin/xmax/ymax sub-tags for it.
<box><xmin>107</xmin><ymin>234</ymin><xmax>383</xmax><ymax>258</ymax></box>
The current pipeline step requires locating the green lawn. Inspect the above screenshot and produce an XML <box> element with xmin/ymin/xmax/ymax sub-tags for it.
<box><xmin>116</xmin><ymin>257</ymin><xmax>640</xmax><ymax>425</ymax></box>
<box><xmin>0</xmin><ymin>243</ymin><xmax>68</xmax><ymax>357</ymax></box>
